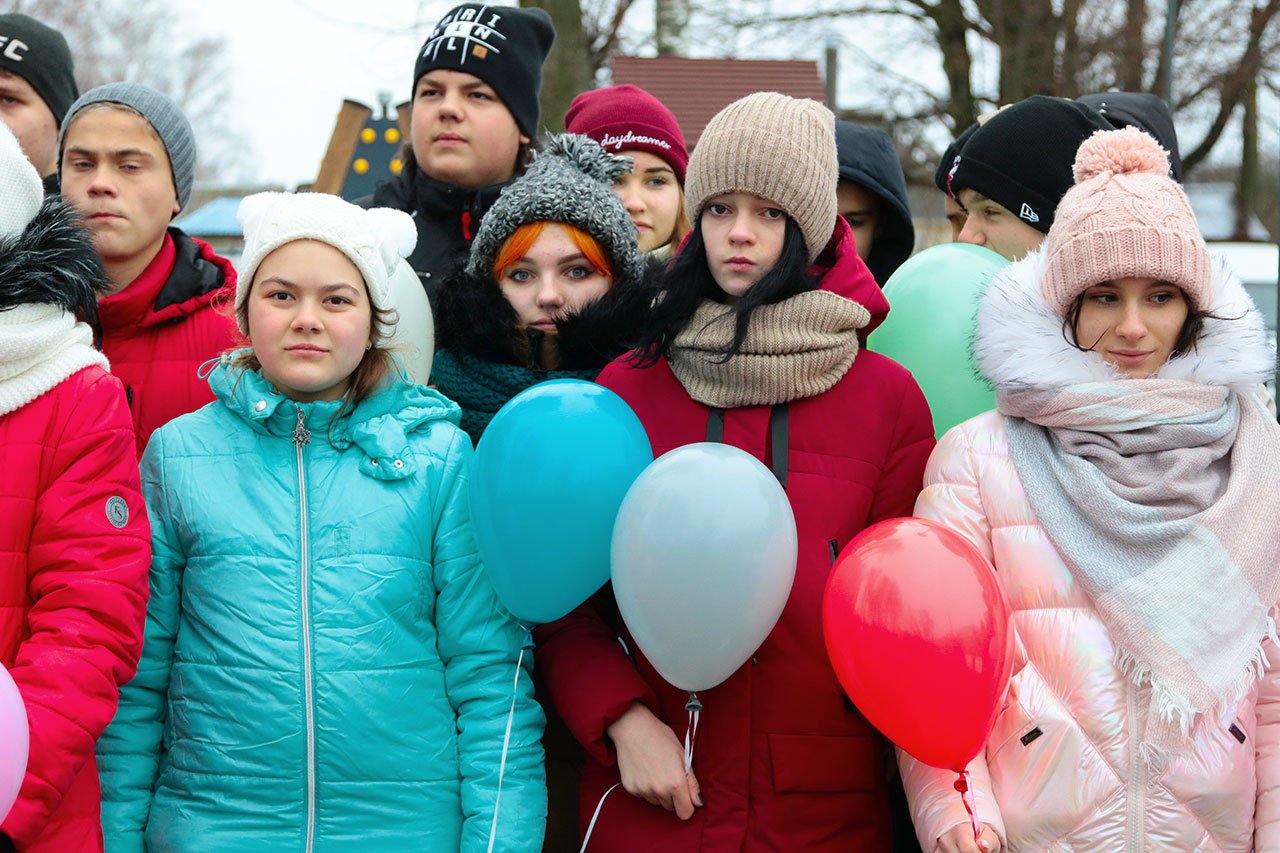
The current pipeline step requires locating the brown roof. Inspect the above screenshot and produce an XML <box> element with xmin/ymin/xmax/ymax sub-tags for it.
<box><xmin>610</xmin><ymin>56</ymin><xmax>826</xmax><ymax>147</ymax></box>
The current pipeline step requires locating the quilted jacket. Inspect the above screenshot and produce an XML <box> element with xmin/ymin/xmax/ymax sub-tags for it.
<box><xmin>900</xmin><ymin>248</ymin><xmax>1280</xmax><ymax>852</ymax></box>
<box><xmin>97</xmin><ymin>358</ymin><xmax>546</xmax><ymax>852</ymax></box>
<box><xmin>95</xmin><ymin>228</ymin><xmax>238</xmax><ymax>457</ymax></box>
<box><xmin>0</xmin><ymin>198</ymin><xmax>151</xmax><ymax>851</ymax></box>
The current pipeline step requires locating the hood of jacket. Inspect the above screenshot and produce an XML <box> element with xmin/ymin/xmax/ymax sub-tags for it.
<box><xmin>834</xmin><ymin>122</ymin><xmax>916</xmax><ymax>287</ymax></box>
<box><xmin>811</xmin><ymin>215</ymin><xmax>891</xmax><ymax>335</ymax></box>
<box><xmin>206</xmin><ymin>352</ymin><xmax>462</xmax><ymax>478</ymax></box>
<box><xmin>974</xmin><ymin>245</ymin><xmax>1274</xmax><ymax>392</ymax></box>
<box><xmin>96</xmin><ymin>228</ymin><xmax>236</xmax><ymax>332</ymax></box>
<box><xmin>1077</xmin><ymin>91</ymin><xmax>1182</xmax><ymax>181</ymax></box>
<box><xmin>0</xmin><ymin>196</ymin><xmax>108</xmax><ymax>317</ymax></box>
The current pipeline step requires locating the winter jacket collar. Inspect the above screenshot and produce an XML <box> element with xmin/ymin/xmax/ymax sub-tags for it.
<box><xmin>975</xmin><ymin>245</ymin><xmax>1274</xmax><ymax>392</ymax></box>
<box><xmin>206</xmin><ymin>352</ymin><xmax>462</xmax><ymax>478</ymax></box>
<box><xmin>834</xmin><ymin>122</ymin><xmax>916</xmax><ymax>287</ymax></box>
<box><xmin>373</xmin><ymin>167</ymin><xmax>511</xmax><ymax>240</ymax></box>
<box><xmin>96</xmin><ymin>228</ymin><xmax>235</xmax><ymax>334</ymax></box>
<box><xmin>810</xmin><ymin>216</ymin><xmax>890</xmax><ymax>335</ymax></box>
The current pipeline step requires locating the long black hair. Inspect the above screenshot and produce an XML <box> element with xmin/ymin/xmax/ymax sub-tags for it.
<box><xmin>628</xmin><ymin>215</ymin><xmax>817</xmax><ymax>367</ymax></box>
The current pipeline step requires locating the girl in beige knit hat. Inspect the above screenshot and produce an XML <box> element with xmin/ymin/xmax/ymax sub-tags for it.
<box><xmin>534</xmin><ymin>91</ymin><xmax>936</xmax><ymax>850</ymax></box>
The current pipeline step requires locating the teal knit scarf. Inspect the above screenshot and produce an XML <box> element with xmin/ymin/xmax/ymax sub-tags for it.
<box><xmin>430</xmin><ymin>348</ymin><xmax>598</xmax><ymax>444</ymax></box>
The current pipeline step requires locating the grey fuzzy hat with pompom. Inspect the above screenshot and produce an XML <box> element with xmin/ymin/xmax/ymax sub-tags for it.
<box><xmin>466</xmin><ymin>133</ymin><xmax>643</xmax><ymax>286</ymax></box>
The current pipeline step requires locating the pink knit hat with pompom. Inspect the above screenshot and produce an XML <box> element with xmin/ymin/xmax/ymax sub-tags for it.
<box><xmin>1042</xmin><ymin>126</ymin><xmax>1210</xmax><ymax>314</ymax></box>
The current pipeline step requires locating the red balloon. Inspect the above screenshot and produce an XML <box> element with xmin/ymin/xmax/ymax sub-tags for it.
<box><xmin>822</xmin><ymin>517</ymin><xmax>1013</xmax><ymax>771</ymax></box>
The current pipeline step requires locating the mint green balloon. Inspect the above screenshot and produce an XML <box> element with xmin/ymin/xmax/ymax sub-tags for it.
<box><xmin>870</xmin><ymin>243</ymin><xmax>1008</xmax><ymax>438</ymax></box>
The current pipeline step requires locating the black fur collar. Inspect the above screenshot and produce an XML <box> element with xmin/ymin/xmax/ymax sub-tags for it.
<box><xmin>434</xmin><ymin>260</ymin><xmax>659</xmax><ymax>371</ymax></box>
<box><xmin>0</xmin><ymin>198</ymin><xmax>108</xmax><ymax>320</ymax></box>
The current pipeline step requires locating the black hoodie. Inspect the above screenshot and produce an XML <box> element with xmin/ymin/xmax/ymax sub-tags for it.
<box><xmin>1077</xmin><ymin>91</ymin><xmax>1182</xmax><ymax>181</ymax></box>
<box><xmin>834</xmin><ymin>121</ymin><xmax>916</xmax><ymax>287</ymax></box>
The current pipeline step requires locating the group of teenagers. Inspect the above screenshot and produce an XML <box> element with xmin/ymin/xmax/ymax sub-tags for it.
<box><xmin>3</xmin><ymin>2</ymin><xmax>1280</xmax><ymax>852</ymax></box>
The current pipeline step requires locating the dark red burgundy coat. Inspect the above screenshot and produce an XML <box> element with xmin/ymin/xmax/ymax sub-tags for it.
<box><xmin>536</xmin><ymin>219</ymin><xmax>936</xmax><ymax>851</ymax></box>
<box><xmin>95</xmin><ymin>228</ymin><xmax>239</xmax><ymax>457</ymax></box>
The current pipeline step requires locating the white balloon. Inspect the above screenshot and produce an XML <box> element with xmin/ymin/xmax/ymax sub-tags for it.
<box><xmin>385</xmin><ymin>259</ymin><xmax>434</xmax><ymax>384</ymax></box>
<box><xmin>0</xmin><ymin>664</ymin><xmax>28</xmax><ymax>823</ymax></box>
<box><xmin>611</xmin><ymin>443</ymin><xmax>798</xmax><ymax>693</ymax></box>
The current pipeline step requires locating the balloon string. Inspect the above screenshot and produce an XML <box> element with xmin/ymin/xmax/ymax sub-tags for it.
<box><xmin>578</xmin><ymin>782</ymin><xmax>620</xmax><ymax>853</ymax></box>
<box><xmin>954</xmin><ymin>770</ymin><xmax>981</xmax><ymax>844</ymax></box>
<box><xmin>683</xmin><ymin>692</ymin><xmax>701</xmax><ymax>773</ymax></box>
<box><xmin>485</xmin><ymin>644</ymin><xmax>526</xmax><ymax>853</ymax></box>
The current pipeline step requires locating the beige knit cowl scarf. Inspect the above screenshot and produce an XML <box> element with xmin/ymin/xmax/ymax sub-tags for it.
<box><xmin>666</xmin><ymin>290</ymin><xmax>871</xmax><ymax>408</ymax></box>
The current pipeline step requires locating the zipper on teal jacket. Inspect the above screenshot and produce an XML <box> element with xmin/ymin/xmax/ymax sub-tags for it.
<box><xmin>293</xmin><ymin>406</ymin><xmax>317</xmax><ymax>853</ymax></box>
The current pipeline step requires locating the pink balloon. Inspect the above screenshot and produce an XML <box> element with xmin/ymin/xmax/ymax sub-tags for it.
<box><xmin>0</xmin><ymin>665</ymin><xmax>28</xmax><ymax>822</ymax></box>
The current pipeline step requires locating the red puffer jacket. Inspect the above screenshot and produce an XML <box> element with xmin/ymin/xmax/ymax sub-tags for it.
<box><xmin>0</xmin><ymin>366</ymin><xmax>150</xmax><ymax>851</ymax></box>
<box><xmin>536</xmin><ymin>219</ymin><xmax>936</xmax><ymax>851</ymax></box>
<box><xmin>96</xmin><ymin>228</ymin><xmax>239</xmax><ymax>457</ymax></box>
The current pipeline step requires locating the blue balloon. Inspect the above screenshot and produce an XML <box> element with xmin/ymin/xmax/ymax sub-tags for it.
<box><xmin>469</xmin><ymin>380</ymin><xmax>653</xmax><ymax>625</ymax></box>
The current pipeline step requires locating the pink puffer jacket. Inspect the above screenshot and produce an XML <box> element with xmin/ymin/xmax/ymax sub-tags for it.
<box><xmin>899</xmin><ymin>249</ymin><xmax>1280</xmax><ymax>852</ymax></box>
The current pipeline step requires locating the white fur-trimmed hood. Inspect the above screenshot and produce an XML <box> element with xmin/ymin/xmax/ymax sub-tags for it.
<box><xmin>974</xmin><ymin>246</ymin><xmax>1276</xmax><ymax>392</ymax></box>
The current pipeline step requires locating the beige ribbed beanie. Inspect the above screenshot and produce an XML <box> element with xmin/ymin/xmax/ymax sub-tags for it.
<box><xmin>685</xmin><ymin>92</ymin><xmax>838</xmax><ymax>262</ymax></box>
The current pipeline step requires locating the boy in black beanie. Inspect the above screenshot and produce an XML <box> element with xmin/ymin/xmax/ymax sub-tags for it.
<box><xmin>945</xmin><ymin>95</ymin><xmax>1110</xmax><ymax>261</ymax></box>
<box><xmin>0</xmin><ymin>13</ymin><xmax>77</xmax><ymax>192</ymax></box>
<box><xmin>369</xmin><ymin>3</ymin><xmax>555</xmax><ymax>302</ymax></box>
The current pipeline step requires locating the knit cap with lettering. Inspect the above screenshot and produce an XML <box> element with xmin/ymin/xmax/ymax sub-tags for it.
<box><xmin>1043</xmin><ymin>126</ymin><xmax>1210</xmax><ymax>315</ymax></box>
<box><xmin>413</xmin><ymin>3</ymin><xmax>554</xmax><ymax>139</ymax></box>
<box><xmin>685</xmin><ymin>92</ymin><xmax>837</xmax><ymax>262</ymax></box>
<box><xmin>0</xmin><ymin>14</ymin><xmax>77</xmax><ymax>127</ymax></box>
<box><xmin>466</xmin><ymin>133</ymin><xmax>643</xmax><ymax>286</ymax></box>
<box><xmin>948</xmin><ymin>95</ymin><xmax>1111</xmax><ymax>233</ymax></box>
<box><xmin>565</xmin><ymin>84</ymin><xmax>688</xmax><ymax>183</ymax></box>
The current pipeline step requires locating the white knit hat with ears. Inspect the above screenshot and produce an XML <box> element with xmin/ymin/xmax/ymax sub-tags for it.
<box><xmin>0</xmin><ymin>122</ymin><xmax>43</xmax><ymax>243</ymax></box>
<box><xmin>235</xmin><ymin>192</ymin><xmax>417</xmax><ymax>343</ymax></box>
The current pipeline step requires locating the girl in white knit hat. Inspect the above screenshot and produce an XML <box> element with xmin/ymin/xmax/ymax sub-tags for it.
<box><xmin>902</xmin><ymin>126</ymin><xmax>1280</xmax><ymax>852</ymax></box>
<box><xmin>535</xmin><ymin>92</ymin><xmax>935</xmax><ymax>850</ymax></box>
<box><xmin>97</xmin><ymin>192</ymin><xmax>546</xmax><ymax>852</ymax></box>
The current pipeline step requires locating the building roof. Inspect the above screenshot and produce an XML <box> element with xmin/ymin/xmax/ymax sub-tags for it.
<box><xmin>610</xmin><ymin>56</ymin><xmax>826</xmax><ymax>147</ymax></box>
<box><xmin>173</xmin><ymin>196</ymin><xmax>244</xmax><ymax>237</ymax></box>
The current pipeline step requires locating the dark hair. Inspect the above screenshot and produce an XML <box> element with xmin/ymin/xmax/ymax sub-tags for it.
<box><xmin>1062</xmin><ymin>286</ymin><xmax>1210</xmax><ymax>358</ymax></box>
<box><xmin>628</xmin><ymin>216</ymin><xmax>817</xmax><ymax>367</ymax></box>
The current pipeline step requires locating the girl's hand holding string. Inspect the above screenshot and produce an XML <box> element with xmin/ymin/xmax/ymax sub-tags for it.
<box><xmin>606</xmin><ymin>702</ymin><xmax>703</xmax><ymax>820</ymax></box>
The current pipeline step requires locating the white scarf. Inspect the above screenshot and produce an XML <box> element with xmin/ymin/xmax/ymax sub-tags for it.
<box><xmin>0</xmin><ymin>304</ymin><xmax>108</xmax><ymax>417</ymax></box>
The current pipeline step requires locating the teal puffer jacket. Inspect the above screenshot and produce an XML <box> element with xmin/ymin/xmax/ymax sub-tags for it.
<box><xmin>98</xmin><ymin>357</ymin><xmax>546</xmax><ymax>852</ymax></box>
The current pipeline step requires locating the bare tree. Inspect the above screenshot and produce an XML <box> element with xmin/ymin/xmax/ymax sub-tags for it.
<box><xmin>1</xmin><ymin>0</ymin><xmax>249</xmax><ymax>181</ymax></box>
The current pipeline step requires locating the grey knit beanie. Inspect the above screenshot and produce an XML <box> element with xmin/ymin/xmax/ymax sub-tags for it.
<box><xmin>466</xmin><ymin>133</ymin><xmax>643</xmax><ymax>286</ymax></box>
<box><xmin>60</xmin><ymin>83</ymin><xmax>196</xmax><ymax>211</ymax></box>
<box><xmin>685</xmin><ymin>92</ymin><xmax>838</xmax><ymax>262</ymax></box>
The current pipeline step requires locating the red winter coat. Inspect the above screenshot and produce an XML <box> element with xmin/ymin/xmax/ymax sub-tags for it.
<box><xmin>0</xmin><ymin>366</ymin><xmax>150</xmax><ymax>851</ymax></box>
<box><xmin>536</xmin><ymin>219</ymin><xmax>936</xmax><ymax>851</ymax></box>
<box><xmin>96</xmin><ymin>229</ymin><xmax>239</xmax><ymax>457</ymax></box>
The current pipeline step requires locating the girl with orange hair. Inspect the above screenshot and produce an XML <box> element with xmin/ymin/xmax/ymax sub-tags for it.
<box><xmin>430</xmin><ymin>134</ymin><xmax>654</xmax><ymax>443</ymax></box>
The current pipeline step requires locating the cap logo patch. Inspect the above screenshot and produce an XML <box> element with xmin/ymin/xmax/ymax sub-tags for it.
<box><xmin>422</xmin><ymin>7</ymin><xmax>507</xmax><ymax>65</ymax></box>
<box><xmin>105</xmin><ymin>496</ymin><xmax>129</xmax><ymax>529</ymax></box>
<box><xmin>1019</xmin><ymin>203</ymin><xmax>1040</xmax><ymax>223</ymax></box>
<box><xmin>600</xmin><ymin>131</ymin><xmax>672</xmax><ymax>152</ymax></box>
<box><xmin>0</xmin><ymin>37</ymin><xmax>29</xmax><ymax>62</ymax></box>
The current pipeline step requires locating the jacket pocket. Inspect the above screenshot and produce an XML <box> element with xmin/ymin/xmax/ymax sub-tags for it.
<box><xmin>768</xmin><ymin>732</ymin><xmax>881</xmax><ymax>793</ymax></box>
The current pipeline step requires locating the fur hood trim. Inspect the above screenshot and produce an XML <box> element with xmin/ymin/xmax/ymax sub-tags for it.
<box><xmin>0</xmin><ymin>197</ymin><xmax>108</xmax><ymax>319</ymax></box>
<box><xmin>975</xmin><ymin>245</ymin><xmax>1275</xmax><ymax>392</ymax></box>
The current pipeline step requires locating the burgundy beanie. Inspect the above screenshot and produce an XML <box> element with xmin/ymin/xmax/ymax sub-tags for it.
<box><xmin>564</xmin><ymin>84</ymin><xmax>689</xmax><ymax>184</ymax></box>
<box><xmin>1044</xmin><ymin>126</ymin><xmax>1210</xmax><ymax>314</ymax></box>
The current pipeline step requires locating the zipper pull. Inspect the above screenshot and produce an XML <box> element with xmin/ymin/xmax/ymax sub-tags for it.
<box><xmin>292</xmin><ymin>406</ymin><xmax>312</xmax><ymax>447</ymax></box>
<box><xmin>461</xmin><ymin>210</ymin><xmax>473</xmax><ymax>241</ymax></box>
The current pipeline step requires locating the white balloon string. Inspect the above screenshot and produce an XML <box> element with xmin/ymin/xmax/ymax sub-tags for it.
<box><xmin>683</xmin><ymin>692</ymin><xmax>701</xmax><ymax>773</ymax></box>
<box><xmin>578</xmin><ymin>782</ymin><xmax>621</xmax><ymax>852</ymax></box>
<box><xmin>485</xmin><ymin>644</ymin><xmax>525</xmax><ymax>853</ymax></box>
